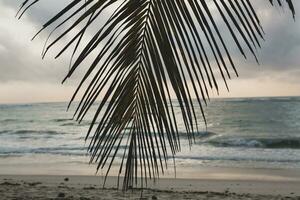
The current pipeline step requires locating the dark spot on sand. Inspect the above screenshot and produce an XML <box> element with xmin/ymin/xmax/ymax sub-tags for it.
<box><xmin>152</xmin><ymin>195</ymin><xmax>158</xmax><ymax>200</ymax></box>
<box><xmin>83</xmin><ymin>186</ymin><xmax>96</xmax><ymax>190</ymax></box>
<box><xmin>79</xmin><ymin>197</ymin><xmax>91</xmax><ymax>200</ymax></box>
<box><xmin>64</xmin><ymin>177</ymin><xmax>69</xmax><ymax>182</ymax></box>
<box><xmin>58</xmin><ymin>185</ymin><xmax>69</xmax><ymax>189</ymax></box>
<box><xmin>57</xmin><ymin>192</ymin><xmax>65</xmax><ymax>198</ymax></box>
<box><xmin>27</xmin><ymin>182</ymin><xmax>42</xmax><ymax>186</ymax></box>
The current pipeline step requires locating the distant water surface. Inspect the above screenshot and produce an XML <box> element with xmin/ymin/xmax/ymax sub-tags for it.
<box><xmin>1</xmin><ymin>96</ymin><xmax>300</xmax><ymax>176</ymax></box>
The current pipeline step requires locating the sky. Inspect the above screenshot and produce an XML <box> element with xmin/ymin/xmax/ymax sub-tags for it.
<box><xmin>0</xmin><ymin>1</ymin><xmax>300</xmax><ymax>104</ymax></box>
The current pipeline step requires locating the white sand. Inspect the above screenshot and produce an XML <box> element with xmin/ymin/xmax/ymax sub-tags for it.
<box><xmin>1</xmin><ymin>167</ymin><xmax>300</xmax><ymax>199</ymax></box>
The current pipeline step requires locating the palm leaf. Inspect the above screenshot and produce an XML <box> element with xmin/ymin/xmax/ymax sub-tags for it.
<box><xmin>17</xmin><ymin>0</ymin><xmax>295</xmax><ymax>190</ymax></box>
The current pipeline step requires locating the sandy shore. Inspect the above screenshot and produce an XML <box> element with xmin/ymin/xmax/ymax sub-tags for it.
<box><xmin>1</xmin><ymin>167</ymin><xmax>300</xmax><ymax>200</ymax></box>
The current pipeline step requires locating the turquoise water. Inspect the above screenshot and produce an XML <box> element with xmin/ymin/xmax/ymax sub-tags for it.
<box><xmin>1</xmin><ymin>97</ymin><xmax>300</xmax><ymax>175</ymax></box>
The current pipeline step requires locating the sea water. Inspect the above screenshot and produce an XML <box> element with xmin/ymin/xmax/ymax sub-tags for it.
<box><xmin>1</xmin><ymin>96</ymin><xmax>300</xmax><ymax>176</ymax></box>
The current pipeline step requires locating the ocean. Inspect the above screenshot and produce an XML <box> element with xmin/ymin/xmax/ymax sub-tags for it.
<box><xmin>1</xmin><ymin>96</ymin><xmax>300</xmax><ymax>177</ymax></box>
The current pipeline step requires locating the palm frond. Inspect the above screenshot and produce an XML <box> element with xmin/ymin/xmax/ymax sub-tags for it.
<box><xmin>17</xmin><ymin>0</ymin><xmax>295</xmax><ymax>190</ymax></box>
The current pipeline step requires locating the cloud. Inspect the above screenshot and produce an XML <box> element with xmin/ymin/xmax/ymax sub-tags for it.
<box><xmin>238</xmin><ymin>2</ymin><xmax>300</xmax><ymax>70</ymax></box>
<box><xmin>0</xmin><ymin>1</ymin><xmax>71</xmax><ymax>83</ymax></box>
<box><xmin>1</xmin><ymin>0</ymin><xmax>72</xmax><ymax>24</ymax></box>
<box><xmin>0</xmin><ymin>1</ymin><xmax>300</xmax><ymax>103</ymax></box>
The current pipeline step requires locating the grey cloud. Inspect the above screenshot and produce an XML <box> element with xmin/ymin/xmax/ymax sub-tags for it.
<box><xmin>215</xmin><ymin>1</ymin><xmax>300</xmax><ymax>82</ymax></box>
<box><xmin>0</xmin><ymin>1</ymin><xmax>92</xmax><ymax>86</ymax></box>
<box><xmin>2</xmin><ymin>0</ymin><xmax>72</xmax><ymax>24</ymax></box>
<box><xmin>0</xmin><ymin>0</ymin><xmax>300</xmax><ymax>92</ymax></box>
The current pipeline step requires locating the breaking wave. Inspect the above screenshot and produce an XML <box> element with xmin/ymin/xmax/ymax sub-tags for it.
<box><xmin>207</xmin><ymin>137</ymin><xmax>300</xmax><ymax>149</ymax></box>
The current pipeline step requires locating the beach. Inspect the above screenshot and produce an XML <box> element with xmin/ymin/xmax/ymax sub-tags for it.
<box><xmin>1</xmin><ymin>167</ymin><xmax>300</xmax><ymax>199</ymax></box>
<box><xmin>1</xmin><ymin>98</ymin><xmax>300</xmax><ymax>199</ymax></box>
<box><xmin>1</xmin><ymin>0</ymin><xmax>300</xmax><ymax>197</ymax></box>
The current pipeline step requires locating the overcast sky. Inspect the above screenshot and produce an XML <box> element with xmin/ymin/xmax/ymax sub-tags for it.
<box><xmin>0</xmin><ymin>1</ymin><xmax>300</xmax><ymax>104</ymax></box>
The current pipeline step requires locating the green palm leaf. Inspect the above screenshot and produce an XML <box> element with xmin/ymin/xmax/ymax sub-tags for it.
<box><xmin>18</xmin><ymin>0</ymin><xmax>295</xmax><ymax>190</ymax></box>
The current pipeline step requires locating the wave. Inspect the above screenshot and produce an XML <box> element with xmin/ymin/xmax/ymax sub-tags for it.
<box><xmin>207</xmin><ymin>137</ymin><xmax>300</xmax><ymax>149</ymax></box>
<box><xmin>0</xmin><ymin>104</ymin><xmax>33</xmax><ymax>109</ymax></box>
<box><xmin>17</xmin><ymin>130</ymin><xmax>68</xmax><ymax>135</ymax></box>
<box><xmin>61</xmin><ymin>122</ymin><xmax>77</xmax><ymax>126</ymax></box>
<box><xmin>51</xmin><ymin>118</ymin><xmax>73</xmax><ymax>122</ymax></box>
<box><xmin>0</xmin><ymin>119</ymin><xmax>18</xmax><ymax>122</ymax></box>
<box><xmin>60</xmin><ymin>121</ymin><xmax>92</xmax><ymax>127</ymax></box>
<box><xmin>0</xmin><ymin>146</ymin><xmax>88</xmax><ymax>156</ymax></box>
<box><xmin>212</xmin><ymin>96</ymin><xmax>300</xmax><ymax>103</ymax></box>
<box><xmin>74</xmin><ymin>131</ymin><xmax>216</xmax><ymax>140</ymax></box>
<box><xmin>174</xmin><ymin>155</ymin><xmax>300</xmax><ymax>163</ymax></box>
<box><xmin>0</xmin><ymin>119</ymin><xmax>34</xmax><ymax>123</ymax></box>
<box><xmin>0</xmin><ymin>130</ymin><xmax>70</xmax><ymax>137</ymax></box>
<box><xmin>0</xmin><ymin>145</ymin><xmax>129</xmax><ymax>157</ymax></box>
<box><xmin>178</xmin><ymin>131</ymin><xmax>216</xmax><ymax>139</ymax></box>
<box><xmin>0</xmin><ymin>130</ymin><xmax>10</xmax><ymax>134</ymax></box>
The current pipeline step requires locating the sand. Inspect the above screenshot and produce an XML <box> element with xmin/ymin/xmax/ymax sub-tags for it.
<box><xmin>1</xmin><ymin>167</ymin><xmax>300</xmax><ymax>200</ymax></box>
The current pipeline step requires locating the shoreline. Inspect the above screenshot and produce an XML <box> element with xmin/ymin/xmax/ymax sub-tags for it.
<box><xmin>1</xmin><ymin>166</ymin><xmax>300</xmax><ymax>199</ymax></box>
<box><xmin>1</xmin><ymin>162</ymin><xmax>300</xmax><ymax>181</ymax></box>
